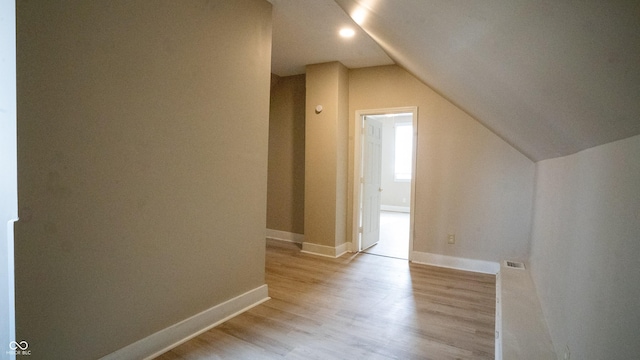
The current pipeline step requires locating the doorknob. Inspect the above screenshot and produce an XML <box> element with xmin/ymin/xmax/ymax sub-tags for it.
<box><xmin>378</xmin><ymin>188</ymin><xmax>383</xmax><ymax>192</ymax></box>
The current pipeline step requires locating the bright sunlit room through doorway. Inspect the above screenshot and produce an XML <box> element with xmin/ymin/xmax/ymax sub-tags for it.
<box><xmin>356</xmin><ymin>108</ymin><xmax>416</xmax><ymax>260</ymax></box>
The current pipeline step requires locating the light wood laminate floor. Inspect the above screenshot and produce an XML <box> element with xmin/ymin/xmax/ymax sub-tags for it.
<box><xmin>363</xmin><ymin>211</ymin><xmax>410</xmax><ymax>259</ymax></box>
<box><xmin>155</xmin><ymin>240</ymin><xmax>496</xmax><ymax>359</ymax></box>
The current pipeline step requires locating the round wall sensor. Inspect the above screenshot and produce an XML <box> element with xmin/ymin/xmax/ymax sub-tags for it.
<box><xmin>315</xmin><ymin>105</ymin><xmax>323</xmax><ymax>114</ymax></box>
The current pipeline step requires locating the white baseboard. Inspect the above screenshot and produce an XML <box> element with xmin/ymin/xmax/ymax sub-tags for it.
<box><xmin>101</xmin><ymin>285</ymin><xmax>270</xmax><ymax>360</ymax></box>
<box><xmin>266</xmin><ymin>229</ymin><xmax>304</xmax><ymax>244</ymax></box>
<box><xmin>411</xmin><ymin>251</ymin><xmax>500</xmax><ymax>274</ymax></box>
<box><xmin>380</xmin><ymin>205</ymin><xmax>410</xmax><ymax>213</ymax></box>
<box><xmin>301</xmin><ymin>241</ymin><xmax>348</xmax><ymax>258</ymax></box>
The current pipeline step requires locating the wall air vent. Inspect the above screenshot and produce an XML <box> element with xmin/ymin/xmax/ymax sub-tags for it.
<box><xmin>504</xmin><ymin>260</ymin><xmax>525</xmax><ymax>269</ymax></box>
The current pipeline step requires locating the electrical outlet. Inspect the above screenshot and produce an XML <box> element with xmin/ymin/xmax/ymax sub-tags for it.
<box><xmin>563</xmin><ymin>345</ymin><xmax>570</xmax><ymax>360</ymax></box>
<box><xmin>447</xmin><ymin>234</ymin><xmax>455</xmax><ymax>244</ymax></box>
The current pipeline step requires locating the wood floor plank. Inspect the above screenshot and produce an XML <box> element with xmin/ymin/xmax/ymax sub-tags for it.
<box><xmin>155</xmin><ymin>240</ymin><xmax>495</xmax><ymax>359</ymax></box>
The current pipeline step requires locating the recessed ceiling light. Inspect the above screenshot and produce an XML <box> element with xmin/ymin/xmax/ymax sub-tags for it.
<box><xmin>339</xmin><ymin>28</ymin><xmax>355</xmax><ymax>38</ymax></box>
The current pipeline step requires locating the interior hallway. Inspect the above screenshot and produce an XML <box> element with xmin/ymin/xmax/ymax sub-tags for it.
<box><xmin>363</xmin><ymin>211</ymin><xmax>410</xmax><ymax>259</ymax></box>
<box><xmin>155</xmin><ymin>239</ymin><xmax>496</xmax><ymax>359</ymax></box>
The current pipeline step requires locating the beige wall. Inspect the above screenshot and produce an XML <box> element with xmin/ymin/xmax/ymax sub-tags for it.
<box><xmin>267</xmin><ymin>74</ymin><xmax>305</xmax><ymax>234</ymax></box>
<box><xmin>349</xmin><ymin>65</ymin><xmax>535</xmax><ymax>262</ymax></box>
<box><xmin>530</xmin><ymin>134</ymin><xmax>640</xmax><ymax>359</ymax></box>
<box><xmin>336</xmin><ymin>63</ymin><xmax>350</xmax><ymax>248</ymax></box>
<box><xmin>304</xmin><ymin>62</ymin><xmax>349</xmax><ymax>249</ymax></box>
<box><xmin>15</xmin><ymin>1</ymin><xmax>272</xmax><ymax>359</ymax></box>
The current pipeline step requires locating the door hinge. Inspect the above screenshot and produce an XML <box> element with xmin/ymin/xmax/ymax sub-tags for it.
<box><xmin>359</xmin><ymin>226</ymin><xmax>363</xmax><ymax>233</ymax></box>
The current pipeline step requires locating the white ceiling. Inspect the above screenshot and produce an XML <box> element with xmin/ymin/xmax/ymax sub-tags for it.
<box><xmin>269</xmin><ymin>0</ymin><xmax>393</xmax><ymax>76</ymax></box>
<box><xmin>269</xmin><ymin>0</ymin><xmax>640</xmax><ymax>161</ymax></box>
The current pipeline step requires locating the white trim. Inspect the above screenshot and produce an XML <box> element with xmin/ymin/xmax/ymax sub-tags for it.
<box><xmin>100</xmin><ymin>285</ymin><xmax>270</xmax><ymax>360</ymax></box>
<box><xmin>266</xmin><ymin>229</ymin><xmax>304</xmax><ymax>244</ymax></box>
<box><xmin>1</xmin><ymin>0</ymin><xmax>18</xmax><ymax>357</ymax></box>
<box><xmin>410</xmin><ymin>251</ymin><xmax>500</xmax><ymax>274</ymax></box>
<box><xmin>495</xmin><ymin>270</ymin><xmax>503</xmax><ymax>360</ymax></box>
<box><xmin>301</xmin><ymin>242</ymin><xmax>348</xmax><ymax>258</ymax></box>
<box><xmin>380</xmin><ymin>205</ymin><xmax>410</xmax><ymax>213</ymax></box>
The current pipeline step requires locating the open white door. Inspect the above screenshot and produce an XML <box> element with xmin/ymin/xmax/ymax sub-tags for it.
<box><xmin>360</xmin><ymin>116</ymin><xmax>383</xmax><ymax>250</ymax></box>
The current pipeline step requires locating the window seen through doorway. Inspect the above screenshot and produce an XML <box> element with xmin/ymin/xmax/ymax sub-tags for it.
<box><xmin>394</xmin><ymin>123</ymin><xmax>413</xmax><ymax>181</ymax></box>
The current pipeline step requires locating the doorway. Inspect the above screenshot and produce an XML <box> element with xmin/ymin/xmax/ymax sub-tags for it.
<box><xmin>352</xmin><ymin>107</ymin><xmax>417</xmax><ymax>260</ymax></box>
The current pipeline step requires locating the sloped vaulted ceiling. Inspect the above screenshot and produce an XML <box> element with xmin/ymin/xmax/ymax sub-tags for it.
<box><xmin>332</xmin><ymin>0</ymin><xmax>640</xmax><ymax>161</ymax></box>
<box><xmin>327</xmin><ymin>0</ymin><xmax>640</xmax><ymax>161</ymax></box>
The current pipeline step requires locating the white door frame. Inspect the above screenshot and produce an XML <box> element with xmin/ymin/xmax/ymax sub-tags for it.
<box><xmin>351</xmin><ymin>106</ymin><xmax>418</xmax><ymax>260</ymax></box>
